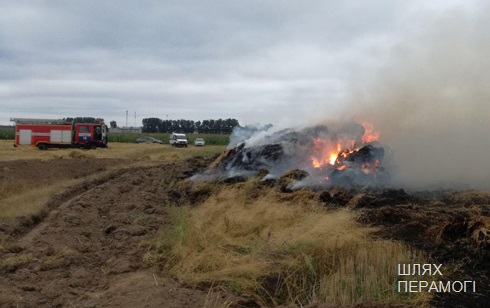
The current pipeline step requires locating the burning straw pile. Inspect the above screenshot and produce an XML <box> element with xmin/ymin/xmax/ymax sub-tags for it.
<box><xmin>153</xmin><ymin>122</ymin><xmax>489</xmax><ymax>307</ymax></box>
<box><xmin>205</xmin><ymin>122</ymin><xmax>391</xmax><ymax>189</ymax></box>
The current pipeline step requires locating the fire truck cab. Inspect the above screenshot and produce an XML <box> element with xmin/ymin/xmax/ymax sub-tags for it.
<box><xmin>73</xmin><ymin>123</ymin><xmax>107</xmax><ymax>149</ymax></box>
<box><xmin>11</xmin><ymin>118</ymin><xmax>108</xmax><ymax>150</ymax></box>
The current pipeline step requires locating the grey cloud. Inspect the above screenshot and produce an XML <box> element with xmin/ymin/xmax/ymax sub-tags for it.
<box><xmin>0</xmin><ymin>0</ymin><xmax>477</xmax><ymax>131</ymax></box>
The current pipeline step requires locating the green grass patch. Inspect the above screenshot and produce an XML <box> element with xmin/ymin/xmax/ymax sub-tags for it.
<box><xmin>0</xmin><ymin>128</ymin><xmax>15</xmax><ymax>140</ymax></box>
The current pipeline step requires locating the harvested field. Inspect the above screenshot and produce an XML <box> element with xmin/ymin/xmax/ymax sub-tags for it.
<box><xmin>0</xmin><ymin>162</ymin><xmax>240</xmax><ymax>307</ymax></box>
<box><xmin>0</xmin><ymin>141</ymin><xmax>233</xmax><ymax>307</ymax></box>
<box><xmin>0</xmin><ymin>140</ymin><xmax>488</xmax><ymax>307</ymax></box>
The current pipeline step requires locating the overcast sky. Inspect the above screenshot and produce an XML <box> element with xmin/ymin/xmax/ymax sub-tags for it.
<box><xmin>0</xmin><ymin>0</ymin><xmax>481</xmax><ymax>127</ymax></box>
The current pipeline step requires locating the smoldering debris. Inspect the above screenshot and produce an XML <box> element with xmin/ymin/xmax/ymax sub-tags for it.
<box><xmin>197</xmin><ymin>122</ymin><xmax>392</xmax><ymax>189</ymax></box>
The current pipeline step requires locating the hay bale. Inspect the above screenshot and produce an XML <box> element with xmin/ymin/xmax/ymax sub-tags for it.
<box><xmin>261</xmin><ymin>174</ymin><xmax>276</xmax><ymax>186</ymax></box>
<box><xmin>279</xmin><ymin>169</ymin><xmax>309</xmax><ymax>181</ymax></box>
<box><xmin>207</xmin><ymin>149</ymin><xmax>235</xmax><ymax>172</ymax></box>
<box><xmin>277</xmin><ymin>169</ymin><xmax>309</xmax><ymax>192</ymax></box>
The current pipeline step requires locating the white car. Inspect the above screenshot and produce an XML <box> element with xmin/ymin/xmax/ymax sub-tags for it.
<box><xmin>194</xmin><ymin>138</ymin><xmax>205</xmax><ymax>146</ymax></box>
<box><xmin>169</xmin><ymin>133</ymin><xmax>188</xmax><ymax>147</ymax></box>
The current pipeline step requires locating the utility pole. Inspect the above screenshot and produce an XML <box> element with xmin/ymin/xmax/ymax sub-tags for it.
<box><xmin>126</xmin><ymin>110</ymin><xmax>128</xmax><ymax>127</ymax></box>
<box><xmin>134</xmin><ymin>111</ymin><xmax>136</xmax><ymax>127</ymax></box>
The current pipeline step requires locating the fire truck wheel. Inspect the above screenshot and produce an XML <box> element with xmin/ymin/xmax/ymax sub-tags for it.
<box><xmin>37</xmin><ymin>144</ymin><xmax>47</xmax><ymax>150</ymax></box>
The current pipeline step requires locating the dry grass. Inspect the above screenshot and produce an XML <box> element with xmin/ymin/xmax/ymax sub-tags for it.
<box><xmin>0</xmin><ymin>173</ymin><xmax>106</xmax><ymax>222</ymax></box>
<box><xmin>0</xmin><ymin>253</ymin><xmax>34</xmax><ymax>273</ymax></box>
<box><xmin>0</xmin><ymin>184</ymin><xmax>60</xmax><ymax>220</ymax></box>
<box><xmin>203</xmin><ymin>285</ymin><xmax>234</xmax><ymax>308</ymax></box>
<box><xmin>450</xmin><ymin>190</ymin><xmax>490</xmax><ymax>206</ymax></box>
<box><xmin>0</xmin><ymin>182</ymin><xmax>29</xmax><ymax>200</ymax></box>
<box><xmin>0</xmin><ymin>140</ymin><xmax>225</xmax><ymax>162</ymax></box>
<box><xmin>42</xmin><ymin>246</ymin><xmax>75</xmax><ymax>266</ymax></box>
<box><xmin>146</xmin><ymin>182</ymin><xmax>431</xmax><ymax>306</ymax></box>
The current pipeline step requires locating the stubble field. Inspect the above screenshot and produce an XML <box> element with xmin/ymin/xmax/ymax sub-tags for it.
<box><xmin>0</xmin><ymin>140</ymin><xmax>488</xmax><ymax>307</ymax></box>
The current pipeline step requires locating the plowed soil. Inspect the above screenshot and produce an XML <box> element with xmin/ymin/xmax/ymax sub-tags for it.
<box><xmin>0</xmin><ymin>158</ymin><xmax>239</xmax><ymax>308</ymax></box>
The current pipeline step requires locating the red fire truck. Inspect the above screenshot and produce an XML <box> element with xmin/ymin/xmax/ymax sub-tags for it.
<box><xmin>11</xmin><ymin>118</ymin><xmax>108</xmax><ymax>150</ymax></box>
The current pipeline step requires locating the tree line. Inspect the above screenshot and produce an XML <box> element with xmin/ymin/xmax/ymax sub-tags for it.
<box><xmin>60</xmin><ymin>117</ymin><xmax>240</xmax><ymax>134</ymax></box>
<box><xmin>63</xmin><ymin>117</ymin><xmax>105</xmax><ymax>124</ymax></box>
<box><xmin>142</xmin><ymin>118</ymin><xmax>240</xmax><ymax>134</ymax></box>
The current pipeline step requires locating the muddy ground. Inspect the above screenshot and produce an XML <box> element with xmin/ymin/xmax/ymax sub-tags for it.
<box><xmin>0</xmin><ymin>157</ymin><xmax>488</xmax><ymax>307</ymax></box>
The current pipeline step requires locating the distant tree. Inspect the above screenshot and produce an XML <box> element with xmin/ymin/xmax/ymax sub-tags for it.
<box><xmin>180</xmin><ymin>119</ymin><xmax>195</xmax><ymax>133</ymax></box>
<box><xmin>224</xmin><ymin>118</ymin><xmax>240</xmax><ymax>134</ymax></box>
<box><xmin>142</xmin><ymin>117</ymin><xmax>162</xmax><ymax>133</ymax></box>
<box><xmin>201</xmin><ymin>120</ymin><xmax>210</xmax><ymax>133</ymax></box>
<box><xmin>158</xmin><ymin>120</ymin><xmax>170</xmax><ymax>133</ymax></box>
<box><xmin>171</xmin><ymin>120</ymin><xmax>179</xmax><ymax>132</ymax></box>
<box><xmin>215</xmin><ymin>119</ymin><xmax>223</xmax><ymax>133</ymax></box>
<box><xmin>75</xmin><ymin>117</ymin><xmax>95</xmax><ymax>124</ymax></box>
<box><xmin>209</xmin><ymin>119</ymin><xmax>216</xmax><ymax>133</ymax></box>
<box><xmin>110</xmin><ymin>121</ymin><xmax>117</xmax><ymax>128</ymax></box>
<box><xmin>63</xmin><ymin>117</ymin><xmax>105</xmax><ymax>124</ymax></box>
<box><xmin>194</xmin><ymin>118</ymin><xmax>240</xmax><ymax>134</ymax></box>
<box><xmin>141</xmin><ymin>117</ymin><xmax>240</xmax><ymax>134</ymax></box>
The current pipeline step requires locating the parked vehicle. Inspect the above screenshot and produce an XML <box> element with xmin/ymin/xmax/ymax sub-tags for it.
<box><xmin>10</xmin><ymin>118</ymin><xmax>107</xmax><ymax>150</ymax></box>
<box><xmin>135</xmin><ymin>136</ymin><xmax>163</xmax><ymax>144</ymax></box>
<box><xmin>169</xmin><ymin>133</ymin><xmax>188</xmax><ymax>147</ymax></box>
<box><xmin>194</xmin><ymin>138</ymin><xmax>205</xmax><ymax>146</ymax></box>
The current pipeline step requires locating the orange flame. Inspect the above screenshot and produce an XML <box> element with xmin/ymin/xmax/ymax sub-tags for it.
<box><xmin>310</xmin><ymin>123</ymin><xmax>381</xmax><ymax>170</ymax></box>
<box><xmin>310</xmin><ymin>139</ymin><xmax>343</xmax><ymax>168</ymax></box>
<box><xmin>311</xmin><ymin>157</ymin><xmax>322</xmax><ymax>168</ymax></box>
<box><xmin>361</xmin><ymin>122</ymin><xmax>380</xmax><ymax>143</ymax></box>
<box><xmin>329</xmin><ymin>143</ymin><xmax>341</xmax><ymax>165</ymax></box>
<box><xmin>361</xmin><ymin>160</ymin><xmax>381</xmax><ymax>174</ymax></box>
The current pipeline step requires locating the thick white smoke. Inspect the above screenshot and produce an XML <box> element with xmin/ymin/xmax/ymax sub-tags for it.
<box><xmin>339</xmin><ymin>6</ymin><xmax>490</xmax><ymax>190</ymax></box>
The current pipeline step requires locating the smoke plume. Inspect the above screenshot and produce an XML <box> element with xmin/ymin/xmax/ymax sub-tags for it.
<box><xmin>340</xmin><ymin>6</ymin><xmax>490</xmax><ymax>190</ymax></box>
